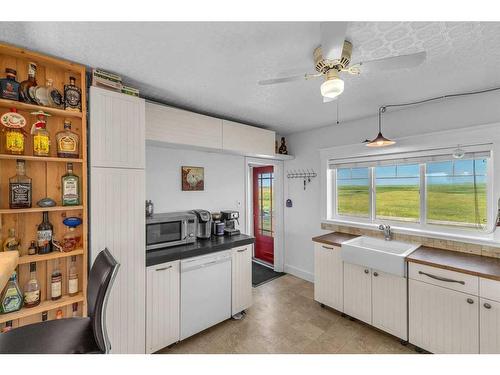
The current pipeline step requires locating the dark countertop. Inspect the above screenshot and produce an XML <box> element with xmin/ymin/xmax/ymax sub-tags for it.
<box><xmin>406</xmin><ymin>246</ymin><xmax>500</xmax><ymax>281</ymax></box>
<box><xmin>312</xmin><ymin>232</ymin><xmax>358</xmax><ymax>247</ymax></box>
<box><xmin>146</xmin><ymin>234</ymin><xmax>255</xmax><ymax>267</ymax></box>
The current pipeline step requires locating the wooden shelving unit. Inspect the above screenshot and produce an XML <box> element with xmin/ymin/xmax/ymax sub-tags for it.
<box><xmin>0</xmin><ymin>43</ymin><xmax>88</xmax><ymax>329</ymax></box>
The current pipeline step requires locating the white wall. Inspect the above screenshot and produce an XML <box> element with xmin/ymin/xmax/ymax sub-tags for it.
<box><xmin>146</xmin><ymin>145</ymin><xmax>246</xmax><ymax>231</ymax></box>
<box><xmin>283</xmin><ymin>91</ymin><xmax>500</xmax><ymax>281</ymax></box>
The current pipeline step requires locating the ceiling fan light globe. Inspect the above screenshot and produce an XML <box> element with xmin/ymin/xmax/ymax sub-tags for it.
<box><xmin>321</xmin><ymin>77</ymin><xmax>344</xmax><ymax>99</ymax></box>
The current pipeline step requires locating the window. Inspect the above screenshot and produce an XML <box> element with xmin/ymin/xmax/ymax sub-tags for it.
<box><xmin>330</xmin><ymin>154</ymin><xmax>490</xmax><ymax>232</ymax></box>
<box><xmin>336</xmin><ymin>167</ymin><xmax>370</xmax><ymax>217</ymax></box>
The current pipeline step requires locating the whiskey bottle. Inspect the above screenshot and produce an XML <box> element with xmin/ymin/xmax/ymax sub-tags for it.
<box><xmin>0</xmin><ymin>68</ymin><xmax>20</xmax><ymax>101</ymax></box>
<box><xmin>0</xmin><ymin>272</ymin><xmax>23</xmax><ymax>314</ymax></box>
<box><xmin>64</xmin><ymin>77</ymin><xmax>81</xmax><ymax>112</ymax></box>
<box><xmin>9</xmin><ymin>159</ymin><xmax>32</xmax><ymax>209</ymax></box>
<box><xmin>62</xmin><ymin>163</ymin><xmax>80</xmax><ymax>206</ymax></box>
<box><xmin>56</xmin><ymin>309</ymin><xmax>63</xmax><ymax>319</ymax></box>
<box><xmin>72</xmin><ymin>302</ymin><xmax>78</xmax><ymax>317</ymax></box>
<box><xmin>56</xmin><ymin>120</ymin><xmax>79</xmax><ymax>158</ymax></box>
<box><xmin>37</xmin><ymin>211</ymin><xmax>53</xmax><ymax>254</ymax></box>
<box><xmin>47</xmin><ymin>79</ymin><xmax>64</xmax><ymax>108</ymax></box>
<box><xmin>23</xmin><ymin>262</ymin><xmax>41</xmax><ymax>308</ymax></box>
<box><xmin>28</xmin><ymin>240</ymin><xmax>37</xmax><ymax>255</ymax></box>
<box><xmin>68</xmin><ymin>256</ymin><xmax>78</xmax><ymax>297</ymax></box>
<box><xmin>3</xmin><ymin>108</ymin><xmax>26</xmax><ymax>155</ymax></box>
<box><xmin>41</xmin><ymin>311</ymin><xmax>48</xmax><ymax>322</ymax></box>
<box><xmin>50</xmin><ymin>260</ymin><xmax>62</xmax><ymax>301</ymax></box>
<box><xmin>31</xmin><ymin>111</ymin><xmax>51</xmax><ymax>157</ymax></box>
<box><xmin>2</xmin><ymin>228</ymin><xmax>20</xmax><ymax>252</ymax></box>
<box><xmin>19</xmin><ymin>62</ymin><xmax>38</xmax><ymax>104</ymax></box>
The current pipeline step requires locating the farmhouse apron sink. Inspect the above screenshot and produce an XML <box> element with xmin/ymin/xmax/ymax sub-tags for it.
<box><xmin>341</xmin><ymin>236</ymin><xmax>420</xmax><ymax>277</ymax></box>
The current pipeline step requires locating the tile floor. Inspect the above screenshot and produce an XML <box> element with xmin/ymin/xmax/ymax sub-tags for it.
<box><xmin>159</xmin><ymin>274</ymin><xmax>416</xmax><ymax>354</ymax></box>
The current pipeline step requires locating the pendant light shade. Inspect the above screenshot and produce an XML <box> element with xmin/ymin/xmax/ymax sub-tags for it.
<box><xmin>366</xmin><ymin>107</ymin><xmax>395</xmax><ymax>147</ymax></box>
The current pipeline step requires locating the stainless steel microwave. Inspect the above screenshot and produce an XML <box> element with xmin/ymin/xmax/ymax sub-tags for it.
<box><xmin>146</xmin><ymin>211</ymin><xmax>197</xmax><ymax>251</ymax></box>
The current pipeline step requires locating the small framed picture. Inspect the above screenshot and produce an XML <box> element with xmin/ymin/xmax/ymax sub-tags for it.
<box><xmin>181</xmin><ymin>166</ymin><xmax>205</xmax><ymax>191</ymax></box>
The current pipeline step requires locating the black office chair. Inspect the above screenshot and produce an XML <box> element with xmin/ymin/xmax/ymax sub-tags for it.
<box><xmin>0</xmin><ymin>248</ymin><xmax>119</xmax><ymax>354</ymax></box>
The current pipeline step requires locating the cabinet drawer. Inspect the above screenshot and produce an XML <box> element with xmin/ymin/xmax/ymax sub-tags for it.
<box><xmin>409</xmin><ymin>263</ymin><xmax>478</xmax><ymax>295</ymax></box>
<box><xmin>480</xmin><ymin>278</ymin><xmax>500</xmax><ymax>302</ymax></box>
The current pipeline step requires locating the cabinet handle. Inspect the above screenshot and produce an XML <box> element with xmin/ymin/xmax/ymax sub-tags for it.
<box><xmin>237</xmin><ymin>248</ymin><xmax>247</xmax><ymax>252</ymax></box>
<box><xmin>467</xmin><ymin>298</ymin><xmax>474</xmax><ymax>304</ymax></box>
<box><xmin>418</xmin><ymin>271</ymin><xmax>465</xmax><ymax>285</ymax></box>
<box><xmin>156</xmin><ymin>265</ymin><xmax>172</xmax><ymax>271</ymax></box>
<box><xmin>373</xmin><ymin>272</ymin><xmax>379</xmax><ymax>277</ymax></box>
<box><xmin>321</xmin><ymin>245</ymin><xmax>334</xmax><ymax>250</ymax></box>
<box><xmin>364</xmin><ymin>269</ymin><xmax>370</xmax><ymax>274</ymax></box>
<box><xmin>484</xmin><ymin>303</ymin><xmax>492</xmax><ymax>309</ymax></box>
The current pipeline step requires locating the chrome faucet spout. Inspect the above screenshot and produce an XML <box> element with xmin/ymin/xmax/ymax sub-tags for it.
<box><xmin>378</xmin><ymin>224</ymin><xmax>392</xmax><ymax>241</ymax></box>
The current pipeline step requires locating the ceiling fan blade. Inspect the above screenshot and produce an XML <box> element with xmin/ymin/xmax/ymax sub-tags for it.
<box><xmin>323</xmin><ymin>96</ymin><xmax>337</xmax><ymax>103</ymax></box>
<box><xmin>355</xmin><ymin>51</ymin><xmax>427</xmax><ymax>72</ymax></box>
<box><xmin>320</xmin><ymin>22</ymin><xmax>348</xmax><ymax>61</ymax></box>
<box><xmin>258</xmin><ymin>73</ymin><xmax>321</xmax><ymax>86</ymax></box>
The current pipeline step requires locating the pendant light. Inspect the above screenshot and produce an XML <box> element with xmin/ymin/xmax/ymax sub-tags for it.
<box><xmin>366</xmin><ymin>106</ymin><xmax>395</xmax><ymax>147</ymax></box>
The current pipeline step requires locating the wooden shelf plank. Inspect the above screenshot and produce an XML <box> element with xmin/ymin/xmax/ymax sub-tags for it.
<box><xmin>0</xmin><ymin>293</ymin><xmax>85</xmax><ymax>324</ymax></box>
<box><xmin>0</xmin><ymin>206</ymin><xmax>83</xmax><ymax>214</ymax></box>
<box><xmin>0</xmin><ymin>98</ymin><xmax>82</xmax><ymax>118</ymax></box>
<box><xmin>18</xmin><ymin>249</ymin><xmax>84</xmax><ymax>265</ymax></box>
<box><xmin>0</xmin><ymin>153</ymin><xmax>83</xmax><ymax>163</ymax></box>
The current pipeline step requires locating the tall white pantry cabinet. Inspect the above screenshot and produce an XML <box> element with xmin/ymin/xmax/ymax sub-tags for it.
<box><xmin>90</xmin><ymin>86</ymin><xmax>146</xmax><ymax>354</ymax></box>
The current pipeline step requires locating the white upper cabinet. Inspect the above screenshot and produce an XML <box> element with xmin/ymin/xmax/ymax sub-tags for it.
<box><xmin>90</xmin><ymin>86</ymin><xmax>145</xmax><ymax>169</ymax></box>
<box><xmin>146</xmin><ymin>102</ymin><xmax>223</xmax><ymax>150</ymax></box>
<box><xmin>222</xmin><ymin>119</ymin><xmax>275</xmax><ymax>156</ymax></box>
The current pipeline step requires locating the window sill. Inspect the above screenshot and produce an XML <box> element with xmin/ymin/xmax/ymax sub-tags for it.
<box><xmin>322</xmin><ymin>218</ymin><xmax>500</xmax><ymax>248</ymax></box>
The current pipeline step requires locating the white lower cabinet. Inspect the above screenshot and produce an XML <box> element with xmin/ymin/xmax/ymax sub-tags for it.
<box><xmin>343</xmin><ymin>262</ymin><xmax>372</xmax><ymax>324</ymax></box>
<box><xmin>231</xmin><ymin>245</ymin><xmax>253</xmax><ymax>315</ymax></box>
<box><xmin>146</xmin><ymin>260</ymin><xmax>180</xmax><ymax>354</ymax></box>
<box><xmin>409</xmin><ymin>278</ymin><xmax>479</xmax><ymax>353</ymax></box>
<box><xmin>480</xmin><ymin>298</ymin><xmax>500</xmax><ymax>353</ymax></box>
<box><xmin>313</xmin><ymin>242</ymin><xmax>343</xmax><ymax>311</ymax></box>
<box><xmin>372</xmin><ymin>270</ymin><xmax>407</xmax><ymax>340</ymax></box>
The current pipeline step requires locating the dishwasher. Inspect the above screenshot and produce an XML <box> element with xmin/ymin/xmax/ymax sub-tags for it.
<box><xmin>180</xmin><ymin>250</ymin><xmax>232</xmax><ymax>340</ymax></box>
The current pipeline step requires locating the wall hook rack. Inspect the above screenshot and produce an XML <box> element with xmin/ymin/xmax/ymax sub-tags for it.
<box><xmin>286</xmin><ymin>169</ymin><xmax>317</xmax><ymax>190</ymax></box>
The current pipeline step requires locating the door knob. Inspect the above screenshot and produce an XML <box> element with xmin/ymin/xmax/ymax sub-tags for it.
<box><xmin>467</xmin><ymin>298</ymin><xmax>474</xmax><ymax>304</ymax></box>
<box><xmin>373</xmin><ymin>272</ymin><xmax>379</xmax><ymax>277</ymax></box>
<box><xmin>364</xmin><ymin>269</ymin><xmax>369</xmax><ymax>274</ymax></box>
<box><xmin>484</xmin><ymin>303</ymin><xmax>492</xmax><ymax>309</ymax></box>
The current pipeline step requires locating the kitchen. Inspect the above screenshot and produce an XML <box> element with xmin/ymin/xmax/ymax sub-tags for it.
<box><xmin>0</xmin><ymin>12</ymin><xmax>500</xmax><ymax>373</ymax></box>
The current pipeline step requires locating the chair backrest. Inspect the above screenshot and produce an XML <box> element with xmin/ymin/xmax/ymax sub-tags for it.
<box><xmin>87</xmin><ymin>248</ymin><xmax>119</xmax><ymax>353</ymax></box>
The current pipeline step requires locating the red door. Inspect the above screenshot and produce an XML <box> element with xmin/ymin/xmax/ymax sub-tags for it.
<box><xmin>253</xmin><ymin>166</ymin><xmax>274</xmax><ymax>265</ymax></box>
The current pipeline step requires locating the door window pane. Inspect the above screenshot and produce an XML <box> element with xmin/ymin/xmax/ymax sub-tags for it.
<box><xmin>375</xmin><ymin>164</ymin><xmax>420</xmax><ymax>222</ymax></box>
<box><xmin>336</xmin><ymin>167</ymin><xmax>370</xmax><ymax>217</ymax></box>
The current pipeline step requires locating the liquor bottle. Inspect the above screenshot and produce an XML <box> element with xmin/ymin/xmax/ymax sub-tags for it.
<box><xmin>2</xmin><ymin>228</ymin><xmax>20</xmax><ymax>252</ymax></box>
<box><xmin>32</xmin><ymin>79</ymin><xmax>51</xmax><ymax>106</ymax></box>
<box><xmin>56</xmin><ymin>120</ymin><xmax>79</xmax><ymax>158</ymax></box>
<box><xmin>64</xmin><ymin>76</ymin><xmax>81</xmax><ymax>112</ymax></box>
<box><xmin>31</xmin><ymin>111</ymin><xmax>51</xmax><ymax>157</ymax></box>
<box><xmin>46</xmin><ymin>79</ymin><xmax>64</xmax><ymax>108</ymax></box>
<box><xmin>2</xmin><ymin>108</ymin><xmax>26</xmax><ymax>155</ymax></box>
<box><xmin>28</xmin><ymin>240</ymin><xmax>37</xmax><ymax>255</ymax></box>
<box><xmin>19</xmin><ymin>62</ymin><xmax>38</xmax><ymax>104</ymax></box>
<box><xmin>55</xmin><ymin>309</ymin><xmax>63</xmax><ymax>319</ymax></box>
<box><xmin>68</xmin><ymin>256</ymin><xmax>79</xmax><ymax>296</ymax></box>
<box><xmin>0</xmin><ymin>272</ymin><xmax>23</xmax><ymax>314</ymax></box>
<box><xmin>24</xmin><ymin>262</ymin><xmax>41</xmax><ymax>308</ymax></box>
<box><xmin>9</xmin><ymin>159</ymin><xmax>32</xmax><ymax>209</ymax></box>
<box><xmin>72</xmin><ymin>302</ymin><xmax>78</xmax><ymax>317</ymax></box>
<box><xmin>62</xmin><ymin>163</ymin><xmax>80</xmax><ymax>206</ymax></box>
<box><xmin>2</xmin><ymin>321</ymin><xmax>13</xmax><ymax>333</ymax></box>
<box><xmin>41</xmin><ymin>311</ymin><xmax>48</xmax><ymax>321</ymax></box>
<box><xmin>37</xmin><ymin>211</ymin><xmax>53</xmax><ymax>254</ymax></box>
<box><xmin>50</xmin><ymin>260</ymin><xmax>62</xmax><ymax>301</ymax></box>
<box><xmin>0</xmin><ymin>68</ymin><xmax>20</xmax><ymax>101</ymax></box>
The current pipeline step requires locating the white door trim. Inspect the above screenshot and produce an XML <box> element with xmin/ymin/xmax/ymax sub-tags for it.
<box><xmin>245</xmin><ymin>157</ymin><xmax>285</xmax><ymax>273</ymax></box>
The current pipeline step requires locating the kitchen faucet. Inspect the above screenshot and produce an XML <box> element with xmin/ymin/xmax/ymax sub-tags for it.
<box><xmin>378</xmin><ymin>224</ymin><xmax>392</xmax><ymax>241</ymax></box>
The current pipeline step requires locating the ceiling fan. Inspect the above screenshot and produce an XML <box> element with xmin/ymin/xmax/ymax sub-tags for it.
<box><xmin>258</xmin><ymin>22</ymin><xmax>427</xmax><ymax>103</ymax></box>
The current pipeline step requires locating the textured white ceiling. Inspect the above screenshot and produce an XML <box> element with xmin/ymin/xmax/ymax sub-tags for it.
<box><xmin>1</xmin><ymin>22</ymin><xmax>500</xmax><ymax>134</ymax></box>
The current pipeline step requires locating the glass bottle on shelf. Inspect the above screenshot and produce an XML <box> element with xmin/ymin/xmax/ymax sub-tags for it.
<box><xmin>55</xmin><ymin>309</ymin><xmax>63</xmax><ymax>319</ymax></box>
<box><xmin>2</xmin><ymin>108</ymin><xmax>27</xmax><ymax>155</ymax></box>
<box><xmin>28</xmin><ymin>240</ymin><xmax>37</xmax><ymax>255</ymax></box>
<box><xmin>68</xmin><ymin>256</ymin><xmax>78</xmax><ymax>297</ymax></box>
<box><xmin>9</xmin><ymin>159</ymin><xmax>32</xmax><ymax>209</ymax></box>
<box><xmin>41</xmin><ymin>311</ymin><xmax>48</xmax><ymax>321</ymax></box>
<box><xmin>56</xmin><ymin>120</ymin><xmax>79</xmax><ymax>158</ymax></box>
<box><xmin>72</xmin><ymin>302</ymin><xmax>78</xmax><ymax>317</ymax></box>
<box><xmin>64</xmin><ymin>76</ymin><xmax>82</xmax><ymax>112</ymax></box>
<box><xmin>2</xmin><ymin>321</ymin><xmax>13</xmax><ymax>333</ymax></box>
<box><xmin>46</xmin><ymin>79</ymin><xmax>64</xmax><ymax>108</ymax></box>
<box><xmin>19</xmin><ymin>62</ymin><xmax>38</xmax><ymax>104</ymax></box>
<box><xmin>62</xmin><ymin>163</ymin><xmax>80</xmax><ymax>206</ymax></box>
<box><xmin>23</xmin><ymin>262</ymin><xmax>41</xmax><ymax>308</ymax></box>
<box><xmin>2</xmin><ymin>228</ymin><xmax>20</xmax><ymax>252</ymax></box>
<box><xmin>33</xmin><ymin>79</ymin><xmax>51</xmax><ymax>107</ymax></box>
<box><xmin>37</xmin><ymin>211</ymin><xmax>53</xmax><ymax>254</ymax></box>
<box><xmin>0</xmin><ymin>271</ymin><xmax>23</xmax><ymax>314</ymax></box>
<box><xmin>31</xmin><ymin>111</ymin><xmax>51</xmax><ymax>157</ymax></box>
<box><xmin>0</xmin><ymin>68</ymin><xmax>20</xmax><ymax>101</ymax></box>
<box><xmin>50</xmin><ymin>259</ymin><xmax>62</xmax><ymax>301</ymax></box>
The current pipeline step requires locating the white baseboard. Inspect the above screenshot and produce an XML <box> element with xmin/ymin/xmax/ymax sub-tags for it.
<box><xmin>284</xmin><ymin>264</ymin><xmax>314</xmax><ymax>282</ymax></box>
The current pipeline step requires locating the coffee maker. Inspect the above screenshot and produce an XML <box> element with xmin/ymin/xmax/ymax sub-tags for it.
<box><xmin>221</xmin><ymin>210</ymin><xmax>240</xmax><ymax>236</ymax></box>
<box><xmin>191</xmin><ymin>209</ymin><xmax>212</xmax><ymax>239</ymax></box>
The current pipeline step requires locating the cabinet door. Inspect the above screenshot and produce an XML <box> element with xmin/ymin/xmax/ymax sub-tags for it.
<box><xmin>343</xmin><ymin>262</ymin><xmax>372</xmax><ymax>324</ymax></box>
<box><xmin>409</xmin><ymin>279</ymin><xmax>479</xmax><ymax>353</ymax></box>
<box><xmin>232</xmin><ymin>244</ymin><xmax>253</xmax><ymax>315</ymax></box>
<box><xmin>90</xmin><ymin>86</ymin><xmax>145</xmax><ymax>169</ymax></box>
<box><xmin>90</xmin><ymin>167</ymin><xmax>145</xmax><ymax>353</ymax></box>
<box><xmin>480</xmin><ymin>298</ymin><xmax>500</xmax><ymax>354</ymax></box>
<box><xmin>313</xmin><ymin>242</ymin><xmax>343</xmax><ymax>311</ymax></box>
<box><xmin>146</xmin><ymin>261</ymin><xmax>180</xmax><ymax>353</ymax></box>
<box><xmin>372</xmin><ymin>270</ymin><xmax>407</xmax><ymax>340</ymax></box>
